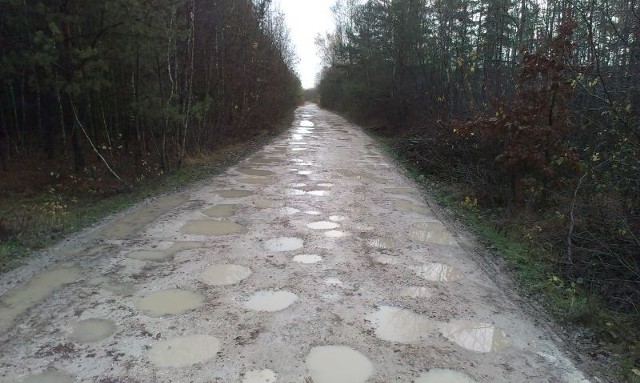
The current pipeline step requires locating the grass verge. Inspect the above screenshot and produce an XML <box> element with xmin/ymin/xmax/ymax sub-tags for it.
<box><xmin>0</xmin><ymin>115</ymin><xmax>293</xmax><ymax>272</ymax></box>
<box><xmin>375</xmin><ymin>136</ymin><xmax>639</xmax><ymax>383</ymax></box>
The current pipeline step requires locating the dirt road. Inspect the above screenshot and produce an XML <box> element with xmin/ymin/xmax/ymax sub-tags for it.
<box><xmin>1</xmin><ymin>104</ymin><xmax>595</xmax><ymax>382</ymax></box>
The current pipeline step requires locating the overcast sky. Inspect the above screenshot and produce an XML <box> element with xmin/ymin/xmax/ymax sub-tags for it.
<box><xmin>274</xmin><ymin>0</ymin><xmax>336</xmax><ymax>89</ymax></box>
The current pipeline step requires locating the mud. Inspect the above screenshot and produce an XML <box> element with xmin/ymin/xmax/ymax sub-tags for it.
<box><xmin>0</xmin><ymin>104</ymin><xmax>595</xmax><ymax>383</ymax></box>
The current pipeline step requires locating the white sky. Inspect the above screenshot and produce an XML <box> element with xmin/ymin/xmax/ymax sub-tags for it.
<box><xmin>274</xmin><ymin>0</ymin><xmax>336</xmax><ymax>89</ymax></box>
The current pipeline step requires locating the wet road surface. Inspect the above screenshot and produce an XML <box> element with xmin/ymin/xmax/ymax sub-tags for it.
<box><xmin>0</xmin><ymin>104</ymin><xmax>593</xmax><ymax>382</ymax></box>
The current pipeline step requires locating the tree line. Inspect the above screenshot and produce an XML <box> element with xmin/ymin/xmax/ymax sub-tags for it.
<box><xmin>0</xmin><ymin>0</ymin><xmax>301</xmax><ymax>180</ymax></box>
<box><xmin>317</xmin><ymin>0</ymin><xmax>639</xmax><ymax>332</ymax></box>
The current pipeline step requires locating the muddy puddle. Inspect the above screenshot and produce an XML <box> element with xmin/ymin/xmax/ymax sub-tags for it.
<box><xmin>216</xmin><ymin>189</ymin><xmax>255</xmax><ymax>198</ymax></box>
<box><xmin>367</xmin><ymin>238</ymin><xmax>397</xmax><ymax>249</ymax></box>
<box><xmin>413</xmin><ymin>263</ymin><xmax>463</xmax><ymax>282</ymax></box>
<box><xmin>305</xmin><ymin>210</ymin><xmax>321</xmax><ymax>215</ymax></box>
<box><xmin>243</xmin><ymin>290</ymin><xmax>298</xmax><ymax>312</ymax></box>
<box><xmin>21</xmin><ymin>370</ymin><xmax>75</xmax><ymax>383</ymax></box>
<box><xmin>204</xmin><ymin>204</ymin><xmax>237</xmax><ymax>218</ymax></box>
<box><xmin>306</xmin><ymin>221</ymin><xmax>340</xmax><ymax>230</ymax></box>
<box><xmin>329</xmin><ymin>215</ymin><xmax>346</xmax><ymax>222</ymax></box>
<box><xmin>306</xmin><ymin>345</ymin><xmax>373</xmax><ymax>383</ymax></box>
<box><xmin>293</xmin><ymin>254</ymin><xmax>322</xmax><ymax>264</ymax></box>
<box><xmin>243</xmin><ymin>369</ymin><xmax>277</xmax><ymax>383</ymax></box>
<box><xmin>236</xmin><ymin>168</ymin><xmax>274</xmax><ymax>176</ymax></box>
<box><xmin>0</xmin><ymin>264</ymin><xmax>81</xmax><ymax>332</ymax></box>
<box><xmin>410</xmin><ymin>222</ymin><xmax>457</xmax><ymax>246</ymax></box>
<box><xmin>249</xmin><ymin>157</ymin><xmax>281</xmax><ymax>165</ymax></box>
<box><xmin>136</xmin><ymin>289</ymin><xmax>204</xmax><ymax>316</ymax></box>
<box><xmin>401</xmin><ymin>286</ymin><xmax>433</xmax><ymax>299</ymax></box>
<box><xmin>263</xmin><ymin>237</ymin><xmax>304</xmax><ymax>252</ymax></box>
<box><xmin>415</xmin><ymin>369</ymin><xmax>477</xmax><ymax>383</ymax></box>
<box><xmin>317</xmin><ymin>183</ymin><xmax>334</xmax><ymax>188</ymax></box>
<box><xmin>367</xmin><ymin>306</ymin><xmax>436</xmax><ymax>343</ymax></box>
<box><xmin>297</xmin><ymin>170</ymin><xmax>313</xmax><ymax>175</ymax></box>
<box><xmin>237</xmin><ymin>177</ymin><xmax>274</xmax><ymax>185</ymax></box>
<box><xmin>125</xmin><ymin>241</ymin><xmax>202</xmax><ymax>262</ymax></box>
<box><xmin>181</xmin><ymin>220</ymin><xmax>244</xmax><ymax>236</ymax></box>
<box><xmin>91</xmin><ymin>194</ymin><xmax>188</xmax><ymax>239</ymax></box>
<box><xmin>384</xmin><ymin>187</ymin><xmax>417</xmax><ymax>195</ymax></box>
<box><xmin>300</xmin><ymin>120</ymin><xmax>315</xmax><ymax>127</ymax></box>
<box><xmin>147</xmin><ymin>334</ymin><xmax>221</xmax><ymax>368</ymax></box>
<box><xmin>87</xmin><ymin>276</ymin><xmax>137</xmax><ymax>296</ymax></box>
<box><xmin>69</xmin><ymin>318</ymin><xmax>117</xmax><ymax>343</ymax></box>
<box><xmin>440</xmin><ymin>320</ymin><xmax>509</xmax><ymax>353</ymax></box>
<box><xmin>200</xmin><ymin>264</ymin><xmax>252</xmax><ymax>286</ymax></box>
<box><xmin>285</xmin><ymin>189</ymin><xmax>306</xmax><ymax>196</ymax></box>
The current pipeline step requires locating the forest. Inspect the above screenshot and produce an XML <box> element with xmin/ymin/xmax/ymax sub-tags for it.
<box><xmin>317</xmin><ymin>0</ymin><xmax>639</xmax><ymax>372</ymax></box>
<box><xmin>0</xmin><ymin>0</ymin><xmax>300</xmax><ymax>185</ymax></box>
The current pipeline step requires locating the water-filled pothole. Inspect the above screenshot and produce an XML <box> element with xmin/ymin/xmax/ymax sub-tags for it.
<box><xmin>415</xmin><ymin>369</ymin><xmax>477</xmax><ymax>383</ymax></box>
<box><xmin>374</xmin><ymin>255</ymin><xmax>399</xmax><ymax>265</ymax></box>
<box><xmin>236</xmin><ymin>168</ymin><xmax>275</xmax><ymax>176</ymax></box>
<box><xmin>216</xmin><ymin>189</ymin><xmax>255</xmax><ymax>198</ymax></box>
<box><xmin>307</xmin><ymin>221</ymin><xmax>340</xmax><ymax>230</ymax></box>
<box><xmin>0</xmin><ymin>264</ymin><xmax>81</xmax><ymax>332</ymax></box>
<box><xmin>368</xmin><ymin>238</ymin><xmax>397</xmax><ymax>249</ymax></box>
<box><xmin>329</xmin><ymin>215</ymin><xmax>346</xmax><ymax>222</ymax></box>
<box><xmin>300</xmin><ymin>120</ymin><xmax>315</xmax><ymax>127</ymax></box>
<box><xmin>298</xmin><ymin>170</ymin><xmax>313</xmax><ymax>175</ymax></box>
<box><xmin>285</xmin><ymin>189</ymin><xmax>306</xmax><ymax>196</ymax></box>
<box><xmin>70</xmin><ymin>318</ymin><xmax>117</xmax><ymax>343</ymax></box>
<box><xmin>243</xmin><ymin>290</ymin><xmax>298</xmax><ymax>312</ymax></box>
<box><xmin>410</xmin><ymin>222</ymin><xmax>457</xmax><ymax>246</ymax></box>
<box><xmin>440</xmin><ymin>320</ymin><xmax>509</xmax><ymax>353</ymax></box>
<box><xmin>413</xmin><ymin>263</ymin><xmax>463</xmax><ymax>282</ymax></box>
<box><xmin>22</xmin><ymin>369</ymin><xmax>75</xmax><ymax>383</ymax></box>
<box><xmin>125</xmin><ymin>241</ymin><xmax>202</xmax><ymax>262</ymax></box>
<box><xmin>264</xmin><ymin>237</ymin><xmax>304</xmax><ymax>252</ymax></box>
<box><xmin>181</xmin><ymin>220</ymin><xmax>244</xmax><ymax>235</ymax></box>
<box><xmin>384</xmin><ymin>187</ymin><xmax>416</xmax><ymax>195</ymax></box>
<box><xmin>200</xmin><ymin>264</ymin><xmax>252</xmax><ymax>286</ymax></box>
<box><xmin>238</xmin><ymin>177</ymin><xmax>273</xmax><ymax>185</ymax></box>
<box><xmin>305</xmin><ymin>211</ymin><xmax>321</xmax><ymax>215</ymax></box>
<box><xmin>279</xmin><ymin>207</ymin><xmax>300</xmax><ymax>215</ymax></box>
<box><xmin>293</xmin><ymin>254</ymin><xmax>322</xmax><ymax>264</ymax></box>
<box><xmin>306</xmin><ymin>345</ymin><xmax>373</xmax><ymax>383</ymax></box>
<box><xmin>147</xmin><ymin>334</ymin><xmax>221</xmax><ymax>368</ymax></box>
<box><xmin>392</xmin><ymin>199</ymin><xmax>432</xmax><ymax>215</ymax></box>
<box><xmin>204</xmin><ymin>204</ymin><xmax>236</xmax><ymax>218</ymax></box>
<box><xmin>243</xmin><ymin>369</ymin><xmax>277</xmax><ymax>383</ymax></box>
<box><xmin>401</xmin><ymin>286</ymin><xmax>433</xmax><ymax>299</ymax></box>
<box><xmin>136</xmin><ymin>289</ymin><xmax>204</xmax><ymax>317</ymax></box>
<box><xmin>367</xmin><ymin>305</ymin><xmax>436</xmax><ymax>343</ymax></box>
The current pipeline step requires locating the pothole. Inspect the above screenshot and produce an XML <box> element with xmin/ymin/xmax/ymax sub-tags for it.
<box><xmin>279</xmin><ymin>207</ymin><xmax>300</xmax><ymax>215</ymax></box>
<box><xmin>200</xmin><ymin>264</ymin><xmax>252</xmax><ymax>286</ymax></box>
<box><xmin>293</xmin><ymin>254</ymin><xmax>322</xmax><ymax>264</ymax></box>
<box><xmin>367</xmin><ymin>238</ymin><xmax>397</xmax><ymax>249</ymax></box>
<box><xmin>136</xmin><ymin>289</ymin><xmax>204</xmax><ymax>317</ymax></box>
<box><xmin>306</xmin><ymin>345</ymin><xmax>373</xmax><ymax>383</ymax></box>
<box><xmin>415</xmin><ymin>369</ymin><xmax>477</xmax><ymax>383</ymax></box>
<box><xmin>384</xmin><ymin>187</ymin><xmax>416</xmax><ymax>195</ymax></box>
<box><xmin>216</xmin><ymin>189</ymin><xmax>255</xmax><ymax>198</ymax></box>
<box><xmin>298</xmin><ymin>170</ymin><xmax>313</xmax><ymax>175</ymax></box>
<box><xmin>401</xmin><ymin>286</ymin><xmax>433</xmax><ymax>299</ymax></box>
<box><xmin>264</xmin><ymin>237</ymin><xmax>304</xmax><ymax>252</ymax></box>
<box><xmin>204</xmin><ymin>204</ymin><xmax>236</xmax><ymax>218</ymax></box>
<box><xmin>0</xmin><ymin>264</ymin><xmax>81</xmax><ymax>332</ymax></box>
<box><xmin>300</xmin><ymin>120</ymin><xmax>315</xmax><ymax>127</ymax></box>
<box><xmin>254</xmin><ymin>199</ymin><xmax>279</xmax><ymax>209</ymax></box>
<box><xmin>125</xmin><ymin>241</ymin><xmax>201</xmax><ymax>262</ymax></box>
<box><xmin>306</xmin><ymin>221</ymin><xmax>340</xmax><ymax>230</ymax></box>
<box><xmin>367</xmin><ymin>305</ymin><xmax>436</xmax><ymax>343</ymax></box>
<box><xmin>329</xmin><ymin>215</ymin><xmax>346</xmax><ymax>222</ymax></box>
<box><xmin>243</xmin><ymin>369</ymin><xmax>277</xmax><ymax>383</ymax></box>
<box><xmin>243</xmin><ymin>290</ymin><xmax>298</xmax><ymax>312</ymax></box>
<box><xmin>392</xmin><ymin>199</ymin><xmax>432</xmax><ymax>215</ymax></box>
<box><xmin>181</xmin><ymin>220</ymin><xmax>244</xmax><ymax>235</ymax></box>
<box><xmin>238</xmin><ymin>177</ymin><xmax>273</xmax><ymax>185</ymax></box>
<box><xmin>147</xmin><ymin>334</ymin><xmax>221</xmax><ymax>368</ymax></box>
<box><xmin>317</xmin><ymin>183</ymin><xmax>334</xmax><ymax>188</ymax></box>
<box><xmin>440</xmin><ymin>320</ymin><xmax>509</xmax><ymax>353</ymax></box>
<box><xmin>305</xmin><ymin>211</ymin><xmax>321</xmax><ymax>215</ymax></box>
<box><xmin>69</xmin><ymin>319</ymin><xmax>117</xmax><ymax>343</ymax></box>
<box><xmin>410</xmin><ymin>222</ymin><xmax>457</xmax><ymax>246</ymax></box>
<box><xmin>413</xmin><ymin>263</ymin><xmax>463</xmax><ymax>282</ymax></box>
<box><xmin>21</xmin><ymin>369</ymin><xmax>75</xmax><ymax>383</ymax></box>
<box><xmin>285</xmin><ymin>189</ymin><xmax>306</xmax><ymax>196</ymax></box>
<box><xmin>236</xmin><ymin>168</ymin><xmax>275</xmax><ymax>176</ymax></box>
<box><xmin>374</xmin><ymin>255</ymin><xmax>399</xmax><ymax>265</ymax></box>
